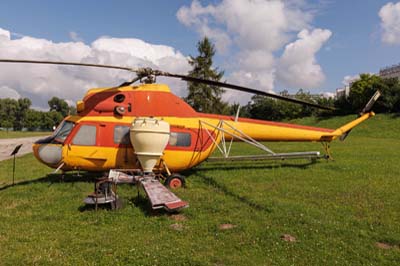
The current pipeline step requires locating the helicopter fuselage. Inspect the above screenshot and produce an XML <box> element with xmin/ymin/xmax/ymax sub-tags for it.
<box><xmin>32</xmin><ymin>83</ymin><xmax>372</xmax><ymax>173</ymax></box>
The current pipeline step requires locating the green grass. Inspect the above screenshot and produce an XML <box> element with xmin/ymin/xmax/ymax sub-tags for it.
<box><xmin>0</xmin><ymin>114</ymin><xmax>399</xmax><ymax>265</ymax></box>
<box><xmin>0</xmin><ymin>130</ymin><xmax>50</xmax><ymax>139</ymax></box>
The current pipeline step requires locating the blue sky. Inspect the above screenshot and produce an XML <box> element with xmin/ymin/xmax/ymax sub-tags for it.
<box><xmin>0</xmin><ymin>0</ymin><xmax>400</xmax><ymax>108</ymax></box>
<box><xmin>0</xmin><ymin>1</ymin><xmax>197</xmax><ymax>53</ymax></box>
<box><xmin>312</xmin><ymin>0</ymin><xmax>400</xmax><ymax>85</ymax></box>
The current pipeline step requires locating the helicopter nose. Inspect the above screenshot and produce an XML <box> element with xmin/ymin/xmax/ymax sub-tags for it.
<box><xmin>33</xmin><ymin>143</ymin><xmax>63</xmax><ymax>166</ymax></box>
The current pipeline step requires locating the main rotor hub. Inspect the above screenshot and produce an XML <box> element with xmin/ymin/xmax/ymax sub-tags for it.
<box><xmin>141</xmin><ymin>75</ymin><xmax>156</xmax><ymax>84</ymax></box>
<box><xmin>136</xmin><ymin>67</ymin><xmax>157</xmax><ymax>84</ymax></box>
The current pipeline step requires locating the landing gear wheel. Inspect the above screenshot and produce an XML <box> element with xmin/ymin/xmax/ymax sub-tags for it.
<box><xmin>165</xmin><ymin>174</ymin><xmax>185</xmax><ymax>189</ymax></box>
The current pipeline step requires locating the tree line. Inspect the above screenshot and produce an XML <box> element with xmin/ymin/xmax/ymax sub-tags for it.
<box><xmin>185</xmin><ymin>38</ymin><xmax>400</xmax><ymax>121</ymax></box>
<box><xmin>0</xmin><ymin>97</ymin><xmax>75</xmax><ymax>131</ymax></box>
<box><xmin>335</xmin><ymin>73</ymin><xmax>400</xmax><ymax>115</ymax></box>
<box><xmin>241</xmin><ymin>73</ymin><xmax>400</xmax><ymax>121</ymax></box>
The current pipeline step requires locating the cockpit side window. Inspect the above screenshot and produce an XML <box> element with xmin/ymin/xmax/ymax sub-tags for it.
<box><xmin>72</xmin><ymin>125</ymin><xmax>97</xmax><ymax>146</ymax></box>
<box><xmin>169</xmin><ymin>132</ymin><xmax>191</xmax><ymax>147</ymax></box>
<box><xmin>54</xmin><ymin>121</ymin><xmax>75</xmax><ymax>143</ymax></box>
<box><xmin>114</xmin><ymin>125</ymin><xmax>131</xmax><ymax>145</ymax></box>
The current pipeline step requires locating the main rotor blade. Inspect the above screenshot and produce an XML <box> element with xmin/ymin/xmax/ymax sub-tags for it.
<box><xmin>161</xmin><ymin>72</ymin><xmax>335</xmax><ymax>111</ymax></box>
<box><xmin>0</xmin><ymin>59</ymin><xmax>335</xmax><ymax>110</ymax></box>
<box><xmin>0</xmin><ymin>59</ymin><xmax>137</xmax><ymax>72</ymax></box>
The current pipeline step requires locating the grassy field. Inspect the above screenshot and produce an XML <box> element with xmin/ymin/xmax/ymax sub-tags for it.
<box><xmin>0</xmin><ymin>114</ymin><xmax>399</xmax><ymax>265</ymax></box>
<box><xmin>0</xmin><ymin>130</ymin><xmax>50</xmax><ymax>139</ymax></box>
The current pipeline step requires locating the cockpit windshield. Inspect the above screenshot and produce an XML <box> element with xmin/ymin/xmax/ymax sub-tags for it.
<box><xmin>53</xmin><ymin>121</ymin><xmax>75</xmax><ymax>143</ymax></box>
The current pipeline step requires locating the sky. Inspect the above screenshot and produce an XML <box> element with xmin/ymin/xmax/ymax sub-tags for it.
<box><xmin>1</xmin><ymin>0</ymin><xmax>400</xmax><ymax>109</ymax></box>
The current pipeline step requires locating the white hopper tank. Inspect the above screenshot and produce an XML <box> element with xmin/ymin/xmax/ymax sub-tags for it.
<box><xmin>130</xmin><ymin>117</ymin><xmax>170</xmax><ymax>173</ymax></box>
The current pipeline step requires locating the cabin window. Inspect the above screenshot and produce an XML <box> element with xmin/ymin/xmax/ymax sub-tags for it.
<box><xmin>54</xmin><ymin>121</ymin><xmax>74</xmax><ymax>143</ymax></box>
<box><xmin>114</xmin><ymin>126</ymin><xmax>131</xmax><ymax>144</ymax></box>
<box><xmin>169</xmin><ymin>132</ymin><xmax>191</xmax><ymax>147</ymax></box>
<box><xmin>72</xmin><ymin>125</ymin><xmax>97</xmax><ymax>146</ymax></box>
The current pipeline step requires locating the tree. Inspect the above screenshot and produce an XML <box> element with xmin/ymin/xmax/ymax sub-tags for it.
<box><xmin>243</xmin><ymin>89</ymin><xmax>331</xmax><ymax>121</ymax></box>
<box><xmin>343</xmin><ymin>73</ymin><xmax>400</xmax><ymax>114</ymax></box>
<box><xmin>2</xmin><ymin>120</ymin><xmax>13</xmax><ymax>132</ymax></box>
<box><xmin>25</xmin><ymin>109</ymin><xmax>43</xmax><ymax>131</ymax></box>
<box><xmin>0</xmin><ymin>98</ymin><xmax>17</xmax><ymax>130</ymax></box>
<box><xmin>184</xmin><ymin>37</ymin><xmax>228</xmax><ymax>114</ymax></box>
<box><xmin>14</xmin><ymin>98</ymin><xmax>31</xmax><ymax>130</ymax></box>
<box><xmin>245</xmin><ymin>95</ymin><xmax>281</xmax><ymax>120</ymax></box>
<box><xmin>348</xmin><ymin>73</ymin><xmax>384</xmax><ymax>113</ymax></box>
<box><xmin>48</xmin><ymin>97</ymin><xmax>70</xmax><ymax>117</ymax></box>
<box><xmin>380</xmin><ymin>77</ymin><xmax>400</xmax><ymax>113</ymax></box>
<box><xmin>41</xmin><ymin>111</ymin><xmax>63</xmax><ymax>130</ymax></box>
<box><xmin>0</xmin><ymin>98</ymin><xmax>31</xmax><ymax>130</ymax></box>
<box><xmin>69</xmin><ymin>105</ymin><xmax>77</xmax><ymax>115</ymax></box>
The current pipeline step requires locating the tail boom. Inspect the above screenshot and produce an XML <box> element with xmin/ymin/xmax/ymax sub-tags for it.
<box><xmin>321</xmin><ymin>111</ymin><xmax>375</xmax><ymax>141</ymax></box>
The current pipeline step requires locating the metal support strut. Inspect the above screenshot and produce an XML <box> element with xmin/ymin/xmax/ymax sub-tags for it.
<box><xmin>200</xmin><ymin>119</ymin><xmax>322</xmax><ymax>162</ymax></box>
<box><xmin>321</xmin><ymin>142</ymin><xmax>333</xmax><ymax>160</ymax></box>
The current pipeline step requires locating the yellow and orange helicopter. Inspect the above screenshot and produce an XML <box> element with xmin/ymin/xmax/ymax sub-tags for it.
<box><xmin>0</xmin><ymin>59</ymin><xmax>380</xmax><ymax>211</ymax></box>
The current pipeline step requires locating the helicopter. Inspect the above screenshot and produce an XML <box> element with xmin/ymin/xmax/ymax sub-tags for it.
<box><xmin>0</xmin><ymin>59</ymin><xmax>380</xmax><ymax>211</ymax></box>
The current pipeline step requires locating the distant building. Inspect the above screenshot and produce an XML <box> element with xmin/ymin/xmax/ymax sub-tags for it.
<box><xmin>336</xmin><ymin>86</ymin><xmax>349</xmax><ymax>98</ymax></box>
<box><xmin>336</xmin><ymin>77</ymin><xmax>358</xmax><ymax>98</ymax></box>
<box><xmin>334</xmin><ymin>63</ymin><xmax>400</xmax><ymax>99</ymax></box>
<box><xmin>379</xmin><ymin>63</ymin><xmax>400</xmax><ymax>79</ymax></box>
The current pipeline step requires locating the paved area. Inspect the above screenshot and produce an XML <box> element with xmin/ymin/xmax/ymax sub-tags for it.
<box><xmin>0</xmin><ymin>136</ymin><xmax>48</xmax><ymax>161</ymax></box>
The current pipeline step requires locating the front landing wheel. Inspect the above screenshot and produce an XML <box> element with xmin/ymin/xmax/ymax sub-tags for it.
<box><xmin>165</xmin><ymin>174</ymin><xmax>186</xmax><ymax>189</ymax></box>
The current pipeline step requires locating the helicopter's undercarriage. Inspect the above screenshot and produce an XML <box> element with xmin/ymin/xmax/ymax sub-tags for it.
<box><xmin>84</xmin><ymin>169</ymin><xmax>188</xmax><ymax>212</ymax></box>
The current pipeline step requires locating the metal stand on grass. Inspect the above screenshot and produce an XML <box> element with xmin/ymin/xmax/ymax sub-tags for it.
<box><xmin>10</xmin><ymin>144</ymin><xmax>23</xmax><ymax>185</ymax></box>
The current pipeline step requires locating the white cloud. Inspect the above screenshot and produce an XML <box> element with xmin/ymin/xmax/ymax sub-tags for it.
<box><xmin>342</xmin><ymin>74</ymin><xmax>360</xmax><ymax>86</ymax></box>
<box><xmin>322</xmin><ymin>92</ymin><xmax>335</xmax><ymax>99</ymax></box>
<box><xmin>178</xmin><ymin>0</ymin><xmax>312</xmax><ymax>53</ymax></box>
<box><xmin>0</xmin><ymin>28</ymin><xmax>10</xmax><ymax>40</ymax></box>
<box><xmin>277</xmin><ymin>28</ymin><xmax>332</xmax><ymax>88</ymax></box>
<box><xmin>177</xmin><ymin>1</ymin><xmax>231</xmax><ymax>53</ymax></box>
<box><xmin>379</xmin><ymin>2</ymin><xmax>400</xmax><ymax>45</ymax></box>
<box><xmin>0</xmin><ymin>86</ymin><xmax>21</xmax><ymax>99</ymax></box>
<box><xmin>0</xmin><ymin>28</ymin><xmax>190</xmax><ymax>108</ymax></box>
<box><xmin>69</xmin><ymin>31</ymin><xmax>84</xmax><ymax>42</ymax></box>
<box><xmin>177</xmin><ymin>0</ymin><xmax>330</xmax><ymax>103</ymax></box>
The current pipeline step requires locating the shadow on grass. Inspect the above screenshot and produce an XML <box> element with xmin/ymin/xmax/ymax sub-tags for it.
<box><xmin>78</xmin><ymin>197</ymin><xmax>125</xmax><ymax>212</ymax></box>
<box><xmin>0</xmin><ymin>172</ymin><xmax>100</xmax><ymax>192</ymax></box>
<box><xmin>190</xmin><ymin>170</ymin><xmax>273</xmax><ymax>213</ymax></box>
<box><xmin>128</xmin><ymin>193</ymin><xmax>177</xmax><ymax>217</ymax></box>
<box><xmin>0</xmin><ymin>160</ymin><xmax>316</xmax><ymax>216</ymax></box>
<box><xmin>198</xmin><ymin>160</ymin><xmax>317</xmax><ymax>172</ymax></box>
<box><xmin>391</xmin><ymin>112</ymin><xmax>400</xmax><ymax>118</ymax></box>
<box><xmin>130</xmin><ymin>194</ymin><xmax>158</xmax><ymax>216</ymax></box>
<box><xmin>0</xmin><ymin>172</ymin><xmax>180</xmax><ymax>216</ymax></box>
<box><xmin>184</xmin><ymin>160</ymin><xmax>320</xmax><ymax>213</ymax></box>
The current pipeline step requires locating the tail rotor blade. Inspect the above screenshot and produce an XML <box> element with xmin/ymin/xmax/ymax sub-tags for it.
<box><xmin>360</xmin><ymin>90</ymin><xmax>381</xmax><ymax>115</ymax></box>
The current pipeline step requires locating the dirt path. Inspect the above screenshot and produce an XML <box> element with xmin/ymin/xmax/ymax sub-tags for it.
<box><xmin>0</xmin><ymin>136</ymin><xmax>48</xmax><ymax>161</ymax></box>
